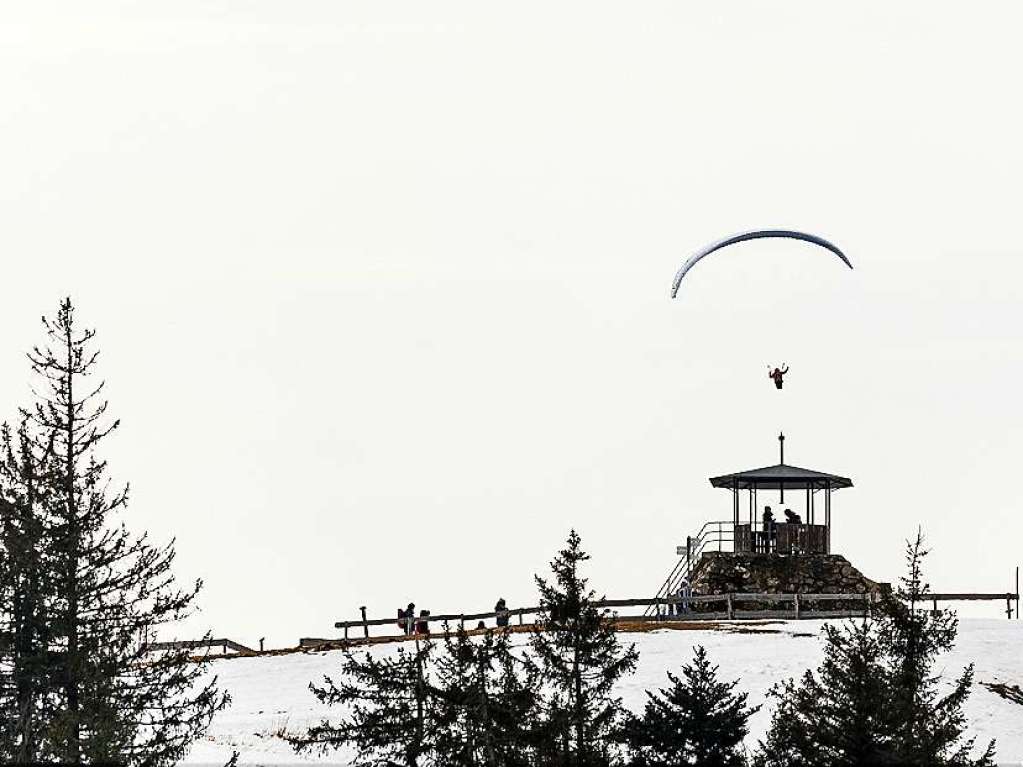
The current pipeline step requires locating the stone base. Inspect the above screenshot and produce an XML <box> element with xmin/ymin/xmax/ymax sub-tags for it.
<box><xmin>690</xmin><ymin>551</ymin><xmax>885</xmax><ymax>595</ymax></box>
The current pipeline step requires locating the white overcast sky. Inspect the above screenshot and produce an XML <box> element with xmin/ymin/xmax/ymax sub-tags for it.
<box><xmin>2</xmin><ymin>2</ymin><xmax>1021</xmax><ymax>647</ymax></box>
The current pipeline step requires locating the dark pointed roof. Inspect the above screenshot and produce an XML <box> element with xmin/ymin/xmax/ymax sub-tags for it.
<box><xmin>709</xmin><ymin>463</ymin><xmax>853</xmax><ymax>491</ymax></box>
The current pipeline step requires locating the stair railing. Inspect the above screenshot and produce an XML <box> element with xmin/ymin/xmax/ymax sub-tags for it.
<box><xmin>645</xmin><ymin>520</ymin><xmax>734</xmax><ymax>616</ymax></box>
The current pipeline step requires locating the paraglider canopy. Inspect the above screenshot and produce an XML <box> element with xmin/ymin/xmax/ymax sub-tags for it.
<box><xmin>671</xmin><ymin>229</ymin><xmax>852</xmax><ymax>298</ymax></box>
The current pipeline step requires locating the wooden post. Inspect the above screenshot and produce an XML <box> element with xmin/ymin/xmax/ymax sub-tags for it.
<box><xmin>460</xmin><ymin>614</ymin><xmax>465</xmax><ymax>630</ymax></box>
<box><xmin>794</xmin><ymin>593</ymin><xmax>801</xmax><ymax>620</ymax></box>
<box><xmin>726</xmin><ymin>593</ymin><xmax>733</xmax><ymax>620</ymax></box>
<box><xmin>518</xmin><ymin>609</ymin><xmax>523</xmax><ymax>626</ymax></box>
<box><xmin>344</xmin><ymin>625</ymin><xmax>349</xmax><ymax>640</ymax></box>
<box><xmin>360</xmin><ymin>606</ymin><xmax>369</xmax><ymax>638</ymax></box>
<box><xmin>1007</xmin><ymin>596</ymin><xmax>1013</xmax><ymax>621</ymax></box>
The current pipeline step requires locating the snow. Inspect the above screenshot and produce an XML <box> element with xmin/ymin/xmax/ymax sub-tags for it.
<box><xmin>183</xmin><ymin>618</ymin><xmax>1023</xmax><ymax>766</ymax></box>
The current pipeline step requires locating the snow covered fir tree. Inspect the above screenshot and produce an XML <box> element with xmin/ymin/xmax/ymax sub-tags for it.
<box><xmin>0</xmin><ymin>299</ymin><xmax>228</xmax><ymax>765</ymax></box>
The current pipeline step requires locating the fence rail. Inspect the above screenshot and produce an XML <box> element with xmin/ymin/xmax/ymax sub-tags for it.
<box><xmin>322</xmin><ymin>590</ymin><xmax>1020</xmax><ymax>644</ymax></box>
<box><xmin>327</xmin><ymin>593</ymin><xmax>881</xmax><ymax>642</ymax></box>
<box><xmin>145</xmin><ymin>638</ymin><xmax>254</xmax><ymax>654</ymax></box>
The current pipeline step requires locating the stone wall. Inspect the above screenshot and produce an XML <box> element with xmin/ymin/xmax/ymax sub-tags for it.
<box><xmin>689</xmin><ymin>551</ymin><xmax>885</xmax><ymax>595</ymax></box>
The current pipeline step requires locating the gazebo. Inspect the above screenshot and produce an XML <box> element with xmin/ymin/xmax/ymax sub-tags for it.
<box><xmin>708</xmin><ymin>433</ymin><xmax>852</xmax><ymax>555</ymax></box>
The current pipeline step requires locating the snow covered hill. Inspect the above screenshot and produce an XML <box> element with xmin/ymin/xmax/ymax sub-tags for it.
<box><xmin>184</xmin><ymin>618</ymin><xmax>1023</xmax><ymax>766</ymax></box>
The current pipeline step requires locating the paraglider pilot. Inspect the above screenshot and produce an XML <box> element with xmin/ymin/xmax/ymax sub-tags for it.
<box><xmin>768</xmin><ymin>364</ymin><xmax>789</xmax><ymax>390</ymax></box>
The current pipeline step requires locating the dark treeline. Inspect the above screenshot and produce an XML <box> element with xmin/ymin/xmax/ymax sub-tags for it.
<box><xmin>0</xmin><ymin>300</ymin><xmax>228</xmax><ymax>765</ymax></box>
<box><xmin>294</xmin><ymin>530</ymin><xmax>997</xmax><ymax>767</ymax></box>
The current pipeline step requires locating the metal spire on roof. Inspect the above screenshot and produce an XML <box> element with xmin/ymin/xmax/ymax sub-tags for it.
<box><xmin>779</xmin><ymin>433</ymin><xmax>786</xmax><ymax>502</ymax></box>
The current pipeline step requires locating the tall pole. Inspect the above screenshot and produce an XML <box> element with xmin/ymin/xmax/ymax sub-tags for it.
<box><xmin>778</xmin><ymin>433</ymin><xmax>785</xmax><ymax>503</ymax></box>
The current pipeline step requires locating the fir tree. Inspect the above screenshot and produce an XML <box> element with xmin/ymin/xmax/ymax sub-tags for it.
<box><xmin>529</xmin><ymin>530</ymin><xmax>639</xmax><ymax>766</ymax></box>
<box><xmin>755</xmin><ymin>531</ymin><xmax>996</xmax><ymax>767</ymax></box>
<box><xmin>623</xmin><ymin>645</ymin><xmax>757</xmax><ymax>767</ymax></box>
<box><xmin>432</xmin><ymin>626</ymin><xmax>540</xmax><ymax>766</ymax></box>
<box><xmin>296</xmin><ymin>626</ymin><xmax>541</xmax><ymax>766</ymax></box>
<box><xmin>296</xmin><ymin>639</ymin><xmax>441</xmax><ymax>766</ymax></box>
<box><xmin>0</xmin><ymin>418</ymin><xmax>58</xmax><ymax>761</ymax></box>
<box><xmin>753</xmin><ymin>620</ymin><xmax>893</xmax><ymax>766</ymax></box>
<box><xmin>9</xmin><ymin>298</ymin><xmax>228</xmax><ymax>764</ymax></box>
<box><xmin>878</xmin><ymin>531</ymin><xmax>996</xmax><ymax>765</ymax></box>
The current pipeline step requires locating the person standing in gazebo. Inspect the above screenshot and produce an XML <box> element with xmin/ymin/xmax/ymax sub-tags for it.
<box><xmin>763</xmin><ymin>506</ymin><xmax>777</xmax><ymax>552</ymax></box>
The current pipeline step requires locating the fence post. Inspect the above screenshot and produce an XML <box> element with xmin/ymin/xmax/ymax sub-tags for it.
<box><xmin>518</xmin><ymin>609</ymin><xmax>523</xmax><ymax>626</ymax></box>
<box><xmin>726</xmin><ymin>593</ymin><xmax>733</xmax><ymax>620</ymax></box>
<box><xmin>794</xmin><ymin>593</ymin><xmax>800</xmax><ymax>620</ymax></box>
<box><xmin>360</xmin><ymin>606</ymin><xmax>369</xmax><ymax>638</ymax></box>
<box><xmin>344</xmin><ymin>625</ymin><xmax>349</xmax><ymax>640</ymax></box>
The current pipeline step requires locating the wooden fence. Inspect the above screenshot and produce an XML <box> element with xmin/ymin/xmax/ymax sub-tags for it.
<box><xmin>145</xmin><ymin>638</ymin><xmax>255</xmax><ymax>654</ymax></box>
<box><xmin>306</xmin><ymin>591</ymin><xmax>1019</xmax><ymax>647</ymax></box>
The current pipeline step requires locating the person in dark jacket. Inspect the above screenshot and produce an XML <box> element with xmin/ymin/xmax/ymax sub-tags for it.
<box><xmin>763</xmin><ymin>506</ymin><xmax>777</xmax><ymax>552</ymax></box>
<box><xmin>416</xmin><ymin>609</ymin><xmax>431</xmax><ymax>636</ymax></box>
<box><xmin>495</xmin><ymin>597</ymin><xmax>509</xmax><ymax>627</ymax></box>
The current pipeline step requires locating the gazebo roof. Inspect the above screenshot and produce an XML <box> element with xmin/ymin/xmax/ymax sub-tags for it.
<box><xmin>709</xmin><ymin>463</ymin><xmax>853</xmax><ymax>491</ymax></box>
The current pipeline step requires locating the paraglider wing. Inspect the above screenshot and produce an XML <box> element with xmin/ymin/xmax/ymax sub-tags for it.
<box><xmin>670</xmin><ymin>230</ymin><xmax>853</xmax><ymax>298</ymax></box>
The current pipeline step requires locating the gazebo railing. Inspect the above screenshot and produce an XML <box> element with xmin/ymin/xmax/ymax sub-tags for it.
<box><xmin>735</xmin><ymin>521</ymin><xmax>829</xmax><ymax>555</ymax></box>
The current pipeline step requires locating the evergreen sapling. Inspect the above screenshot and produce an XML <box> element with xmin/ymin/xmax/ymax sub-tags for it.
<box><xmin>623</xmin><ymin>644</ymin><xmax>757</xmax><ymax>767</ymax></box>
